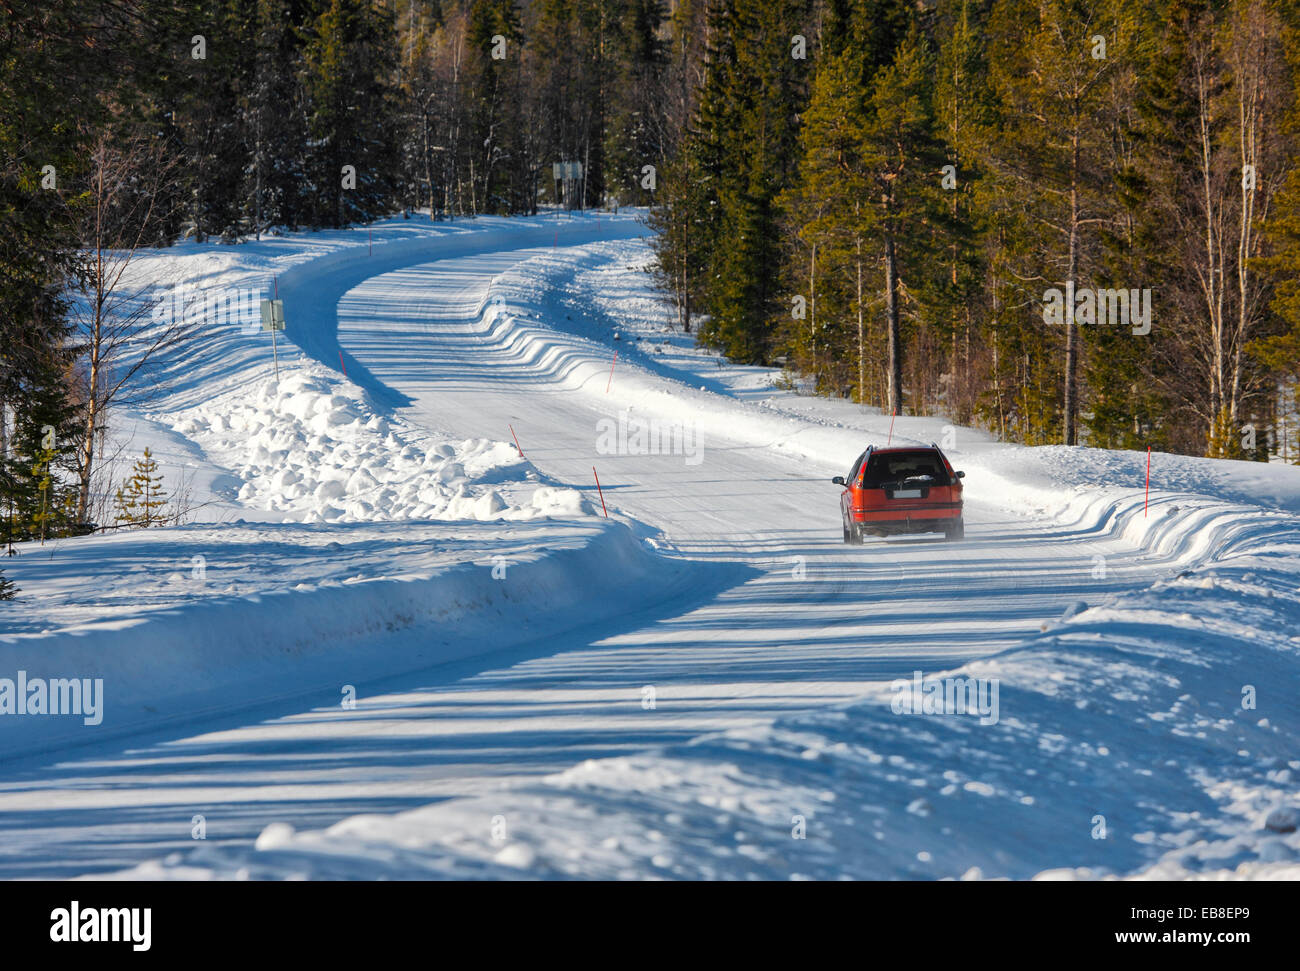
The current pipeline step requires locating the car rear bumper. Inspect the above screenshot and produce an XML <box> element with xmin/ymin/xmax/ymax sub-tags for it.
<box><xmin>851</xmin><ymin>505</ymin><xmax>961</xmax><ymax>536</ymax></box>
<box><xmin>852</xmin><ymin>503</ymin><xmax>962</xmax><ymax>524</ymax></box>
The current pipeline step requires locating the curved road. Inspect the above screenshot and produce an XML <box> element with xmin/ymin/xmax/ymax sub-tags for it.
<box><xmin>0</xmin><ymin>227</ymin><xmax>1180</xmax><ymax>877</ymax></box>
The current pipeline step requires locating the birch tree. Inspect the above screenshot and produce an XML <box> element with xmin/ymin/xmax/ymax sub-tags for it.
<box><xmin>70</xmin><ymin>132</ymin><xmax>189</xmax><ymax>524</ymax></box>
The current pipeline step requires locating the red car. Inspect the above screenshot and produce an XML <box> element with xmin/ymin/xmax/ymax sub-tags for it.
<box><xmin>833</xmin><ymin>444</ymin><xmax>965</xmax><ymax>544</ymax></box>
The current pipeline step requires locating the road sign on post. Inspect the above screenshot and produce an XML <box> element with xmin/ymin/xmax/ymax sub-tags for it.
<box><xmin>260</xmin><ymin>298</ymin><xmax>286</xmax><ymax>380</ymax></box>
<box><xmin>260</xmin><ymin>299</ymin><xmax>286</xmax><ymax>331</ymax></box>
<box><xmin>552</xmin><ymin>160</ymin><xmax>584</xmax><ymax>210</ymax></box>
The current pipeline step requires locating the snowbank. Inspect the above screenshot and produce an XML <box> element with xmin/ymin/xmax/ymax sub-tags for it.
<box><xmin>0</xmin><ymin>519</ymin><xmax>698</xmax><ymax>760</ymax></box>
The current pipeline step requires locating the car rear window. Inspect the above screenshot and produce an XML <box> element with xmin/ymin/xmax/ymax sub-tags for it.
<box><xmin>861</xmin><ymin>450</ymin><xmax>946</xmax><ymax>487</ymax></box>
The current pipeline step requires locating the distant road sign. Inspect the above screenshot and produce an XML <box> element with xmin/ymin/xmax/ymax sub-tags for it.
<box><xmin>260</xmin><ymin>299</ymin><xmax>285</xmax><ymax>332</ymax></box>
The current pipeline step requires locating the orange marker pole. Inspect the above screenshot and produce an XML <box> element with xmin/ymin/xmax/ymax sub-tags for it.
<box><xmin>593</xmin><ymin>467</ymin><xmax>608</xmax><ymax>518</ymax></box>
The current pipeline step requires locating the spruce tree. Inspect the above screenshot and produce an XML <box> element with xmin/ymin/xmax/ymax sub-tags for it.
<box><xmin>648</xmin><ymin>0</ymin><xmax>710</xmax><ymax>332</ymax></box>
<box><xmin>113</xmin><ymin>448</ymin><xmax>171</xmax><ymax>528</ymax></box>
<box><xmin>0</xmin><ymin>0</ymin><xmax>109</xmax><ymax>480</ymax></box>
<box><xmin>783</xmin><ymin>6</ymin><xmax>948</xmax><ymax>409</ymax></box>
<box><xmin>1086</xmin><ymin>0</ymin><xmax>1192</xmax><ymax>452</ymax></box>
<box><xmin>1254</xmin><ymin>1</ymin><xmax>1300</xmax><ymax>461</ymax></box>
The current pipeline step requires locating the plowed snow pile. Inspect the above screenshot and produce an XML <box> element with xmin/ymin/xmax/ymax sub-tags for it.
<box><xmin>172</xmin><ymin>372</ymin><xmax>589</xmax><ymax>523</ymax></box>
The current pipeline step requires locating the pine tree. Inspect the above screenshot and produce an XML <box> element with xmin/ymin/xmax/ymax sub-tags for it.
<box><xmin>782</xmin><ymin>7</ymin><xmax>948</xmax><ymax>409</ymax></box>
<box><xmin>244</xmin><ymin>0</ymin><xmax>310</xmax><ymax>234</ymax></box>
<box><xmin>460</xmin><ymin>0</ymin><xmax>524</xmax><ymax>214</ymax></box>
<box><xmin>301</xmin><ymin>0</ymin><xmax>402</xmax><ymax>226</ymax></box>
<box><xmin>1</xmin><ymin>350</ymin><xmax>81</xmax><ymax>545</ymax></box>
<box><xmin>113</xmin><ymin>449</ymin><xmax>171</xmax><ymax>528</ymax></box>
<box><xmin>603</xmin><ymin>0</ymin><xmax>668</xmax><ymax>206</ymax></box>
<box><xmin>648</xmin><ymin>0</ymin><xmax>709</xmax><ymax>331</ymax></box>
<box><xmin>691</xmin><ymin>0</ymin><xmax>813</xmax><ymax>365</ymax></box>
<box><xmin>170</xmin><ymin>0</ymin><xmax>256</xmax><ymax>240</ymax></box>
<box><xmin>932</xmin><ymin>0</ymin><xmax>995</xmax><ymax>423</ymax></box>
<box><xmin>0</xmin><ymin>565</ymin><xmax>16</xmax><ymax>601</ymax></box>
<box><xmin>784</xmin><ymin>49</ymin><xmax>874</xmax><ymax>400</ymax></box>
<box><xmin>984</xmin><ymin>0</ymin><xmax>1122</xmax><ymax>445</ymax></box>
<box><xmin>858</xmin><ymin>30</ymin><xmax>952</xmax><ymax>417</ymax></box>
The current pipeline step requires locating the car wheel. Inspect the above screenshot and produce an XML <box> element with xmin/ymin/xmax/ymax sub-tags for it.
<box><xmin>842</xmin><ymin>517</ymin><xmax>851</xmax><ymax>543</ymax></box>
<box><xmin>945</xmin><ymin>521</ymin><xmax>965</xmax><ymax>541</ymax></box>
<box><xmin>848</xmin><ymin>523</ymin><xmax>864</xmax><ymax>545</ymax></box>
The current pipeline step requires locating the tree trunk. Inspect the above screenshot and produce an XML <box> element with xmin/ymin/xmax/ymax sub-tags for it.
<box><xmin>77</xmin><ymin>184</ymin><xmax>107</xmax><ymax>523</ymax></box>
<box><xmin>856</xmin><ymin>237</ymin><xmax>865</xmax><ymax>406</ymax></box>
<box><xmin>809</xmin><ymin>241</ymin><xmax>816</xmax><ymax>380</ymax></box>
<box><xmin>885</xmin><ymin>232</ymin><xmax>902</xmax><ymax>417</ymax></box>
<box><xmin>78</xmin><ymin>311</ymin><xmax>102</xmax><ymax>522</ymax></box>
<box><xmin>1232</xmin><ymin>44</ymin><xmax>1261</xmax><ymax>432</ymax></box>
<box><xmin>1063</xmin><ymin>136</ymin><xmax>1080</xmax><ymax>446</ymax></box>
<box><xmin>1193</xmin><ymin>48</ymin><xmax>1226</xmax><ymax>447</ymax></box>
<box><xmin>683</xmin><ymin>213</ymin><xmax>691</xmax><ymax>332</ymax></box>
<box><xmin>422</xmin><ymin>107</ymin><xmax>433</xmax><ymax>216</ymax></box>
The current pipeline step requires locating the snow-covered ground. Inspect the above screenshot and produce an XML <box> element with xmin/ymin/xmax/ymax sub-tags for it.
<box><xmin>2</xmin><ymin>213</ymin><xmax>1298</xmax><ymax>880</ymax></box>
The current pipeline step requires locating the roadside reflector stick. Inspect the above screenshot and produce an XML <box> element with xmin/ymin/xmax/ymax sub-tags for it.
<box><xmin>339</xmin><ymin>349</ymin><xmax>347</xmax><ymax>378</ymax></box>
<box><xmin>606</xmin><ymin>350</ymin><xmax>618</xmax><ymax>393</ymax></box>
<box><xmin>1144</xmin><ymin>446</ymin><xmax>1151</xmax><ymax>517</ymax></box>
<box><xmin>509</xmin><ymin>424</ymin><xmax>524</xmax><ymax>457</ymax></box>
<box><xmin>593</xmin><ymin>466</ymin><xmax>608</xmax><ymax>518</ymax></box>
<box><xmin>887</xmin><ymin>408</ymin><xmax>897</xmax><ymax>445</ymax></box>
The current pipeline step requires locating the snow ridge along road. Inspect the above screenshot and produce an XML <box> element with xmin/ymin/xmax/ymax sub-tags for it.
<box><xmin>2</xmin><ymin>212</ymin><xmax>1297</xmax><ymax>879</ymax></box>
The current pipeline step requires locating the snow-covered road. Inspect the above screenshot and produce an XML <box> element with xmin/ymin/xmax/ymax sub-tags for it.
<box><xmin>5</xmin><ymin>213</ymin><xmax>1297</xmax><ymax>880</ymax></box>
<box><xmin>0</xmin><ymin>216</ymin><xmax>1204</xmax><ymax>878</ymax></box>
